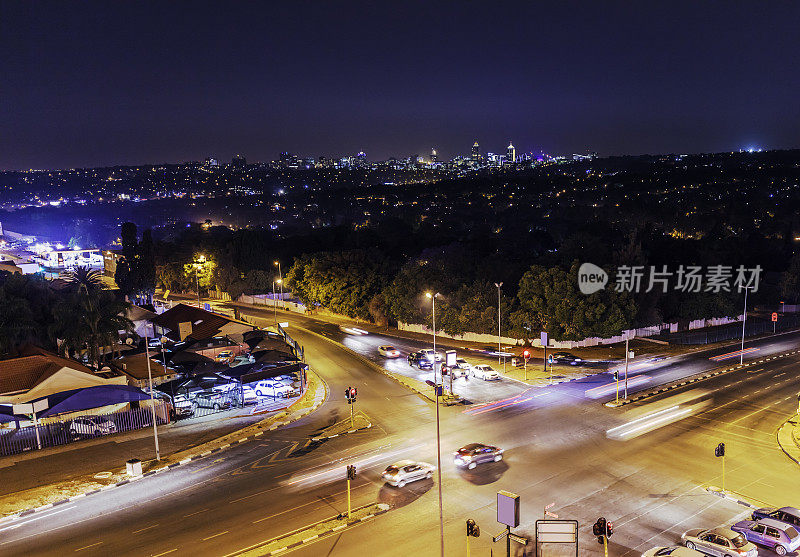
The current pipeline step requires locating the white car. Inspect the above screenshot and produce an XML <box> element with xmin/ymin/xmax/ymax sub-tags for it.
<box><xmin>454</xmin><ymin>358</ymin><xmax>471</xmax><ymax>371</ymax></box>
<box><xmin>69</xmin><ymin>416</ymin><xmax>117</xmax><ymax>436</ymax></box>
<box><xmin>381</xmin><ymin>460</ymin><xmax>436</xmax><ymax>487</ymax></box>
<box><xmin>472</xmin><ymin>364</ymin><xmax>500</xmax><ymax>380</ymax></box>
<box><xmin>213</xmin><ymin>383</ymin><xmax>258</xmax><ymax>405</ymax></box>
<box><xmin>378</xmin><ymin>345</ymin><xmax>401</xmax><ymax>358</ymax></box>
<box><xmin>172</xmin><ymin>395</ymin><xmax>195</xmax><ymax>418</ymax></box>
<box><xmin>254</xmin><ymin>380</ymin><xmax>297</xmax><ymax>398</ymax></box>
<box><xmin>642</xmin><ymin>548</ymin><xmax>703</xmax><ymax>557</ymax></box>
<box><xmin>419</xmin><ymin>349</ymin><xmax>443</xmax><ymax>362</ymax></box>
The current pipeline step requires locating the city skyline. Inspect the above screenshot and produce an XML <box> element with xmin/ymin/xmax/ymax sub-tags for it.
<box><xmin>3</xmin><ymin>2</ymin><xmax>800</xmax><ymax>169</ymax></box>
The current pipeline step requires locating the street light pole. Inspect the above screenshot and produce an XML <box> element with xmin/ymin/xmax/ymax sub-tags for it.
<box><xmin>274</xmin><ymin>261</ymin><xmax>283</xmax><ymax>310</ymax></box>
<box><xmin>272</xmin><ymin>280</ymin><xmax>277</xmax><ymax>323</ymax></box>
<box><xmin>740</xmin><ymin>286</ymin><xmax>751</xmax><ymax>364</ymax></box>
<box><xmin>426</xmin><ymin>291</ymin><xmax>444</xmax><ymax>557</ymax></box>
<box><xmin>145</xmin><ymin>326</ymin><xmax>160</xmax><ymax>461</ymax></box>
<box><xmin>495</xmin><ymin>282</ymin><xmax>503</xmax><ymax>367</ymax></box>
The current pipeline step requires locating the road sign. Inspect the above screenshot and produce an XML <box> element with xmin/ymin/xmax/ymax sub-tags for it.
<box><xmin>508</xmin><ymin>533</ymin><xmax>528</xmax><ymax>545</ymax></box>
<box><xmin>545</xmin><ymin>511</ymin><xmax>559</xmax><ymax>518</ymax></box>
<box><xmin>545</xmin><ymin>502</ymin><xmax>555</xmax><ymax>509</ymax></box>
<box><xmin>497</xmin><ymin>490</ymin><xmax>520</xmax><ymax>528</ymax></box>
<box><xmin>772</xmin><ymin>312</ymin><xmax>778</xmax><ymax>322</ymax></box>
<box><xmin>535</xmin><ymin>519</ymin><xmax>578</xmax><ymax>543</ymax></box>
<box><xmin>540</xmin><ymin>331</ymin><xmax>548</xmax><ymax>347</ymax></box>
<box><xmin>493</xmin><ymin>530</ymin><xmax>508</xmax><ymax>543</ymax></box>
<box><xmin>446</xmin><ymin>350</ymin><xmax>457</xmax><ymax>367</ymax></box>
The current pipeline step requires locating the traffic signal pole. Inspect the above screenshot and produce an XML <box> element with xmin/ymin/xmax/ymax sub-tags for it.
<box><xmin>603</xmin><ymin>535</ymin><xmax>608</xmax><ymax>557</ymax></box>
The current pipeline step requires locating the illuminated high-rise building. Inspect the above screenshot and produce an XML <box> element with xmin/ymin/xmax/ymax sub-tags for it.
<box><xmin>507</xmin><ymin>142</ymin><xmax>516</xmax><ymax>163</ymax></box>
<box><xmin>431</xmin><ymin>148</ymin><xmax>438</xmax><ymax>163</ymax></box>
<box><xmin>472</xmin><ymin>141</ymin><xmax>480</xmax><ymax>160</ymax></box>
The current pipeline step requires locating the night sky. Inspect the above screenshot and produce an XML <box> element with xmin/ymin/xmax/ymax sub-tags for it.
<box><xmin>2</xmin><ymin>2</ymin><xmax>799</xmax><ymax>170</ymax></box>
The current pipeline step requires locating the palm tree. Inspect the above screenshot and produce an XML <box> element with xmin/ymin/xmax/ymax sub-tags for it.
<box><xmin>50</xmin><ymin>289</ymin><xmax>133</xmax><ymax>369</ymax></box>
<box><xmin>64</xmin><ymin>266</ymin><xmax>104</xmax><ymax>295</ymax></box>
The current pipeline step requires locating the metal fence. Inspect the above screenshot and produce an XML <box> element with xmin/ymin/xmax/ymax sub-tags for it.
<box><xmin>669</xmin><ymin>315</ymin><xmax>800</xmax><ymax>345</ymax></box>
<box><xmin>0</xmin><ymin>401</ymin><xmax>170</xmax><ymax>457</ymax></box>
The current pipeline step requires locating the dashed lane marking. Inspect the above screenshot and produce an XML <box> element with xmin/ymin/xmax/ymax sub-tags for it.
<box><xmin>74</xmin><ymin>542</ymin><xmax>103</xmax><ymax>552</ymax></box>
<box><xmin>202</xmin><ymin>531</ymin><xmax>229</xmax><ymax>541</ymax></box>
<box><xmin>184</xmin><ymin>508</ymin><xmax>209</xmax><ymax>518</ymax></box>
<box><xmin>132</xmin><ymin>524</ymin><xmax>158</xmax><ymax>534</ymax></box>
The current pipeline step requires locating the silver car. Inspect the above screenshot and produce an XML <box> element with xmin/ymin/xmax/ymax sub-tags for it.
<box><xmin>381</xmin><ymin>460</ymin><xmax>435</xmax><ymax>487</ymax></box>
<box><xmin>643</xmin><ymin>548</ymin><xmax>704</xmax><ymax>557</ymax></box>
<box><xmin>681</xmin><ymin>527</ymin><xmax>757</xmax><ymax>557</ymax></box>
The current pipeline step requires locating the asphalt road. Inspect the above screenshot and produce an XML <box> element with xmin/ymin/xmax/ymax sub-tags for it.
<box><xmin>3</xmin><ymin>308</ymin><xmax>800</xmax><ymax>557</ymax></box>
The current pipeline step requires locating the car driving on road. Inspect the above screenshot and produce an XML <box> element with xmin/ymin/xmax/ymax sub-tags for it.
<box><xmin>408</xmin><ymin>351</ymin><xmax>433</xmax><ymax>369</ymax></box>
<box><xmin>454</xmin><ymin>357</ymin><xmax>471</xmax><ymax>371</ymax></box>
<box><xmin>732</xmin><ymin>517</ymin><xmax>800</xmax><ymax>555</ymax></box>
<box><xmin>419</xmin><ymin>348</ymin><xmax>443</xmax><ymax>362</ymax></box>
<box><xmin>453</xmin><ymin>443</ymin><xmax>504</xmax><ymax>469</ymax></box>
<box><xmin>472</xmin><ymin>364</ymin><xmax>500</xmax><ymax>380</ymax></box>
<box><xmin>381</xmin><ymin>460</ymin><xmax>435</xmax><ymax>487</ymax></box>
<box><xmin>681</xmin><ymin>527</ymin><xmax>757</xmax><ymax>556</ymax></box>
<box><xmin>550</xmin><ymin>352</ymin><xmax>583</xmax><ymax>365</ymax></box>
<box><xmin>378</xmin><ymin>345</ymin><xmax>401</xmax><ymax>358</ymax></box>
<box><xmin>642</xmin><ymin>547</ymin><xmax>703</xmax><ymax>557</ymax></box>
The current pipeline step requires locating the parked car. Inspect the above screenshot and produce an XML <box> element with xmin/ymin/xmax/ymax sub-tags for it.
<box><xmin>472</xmin><ymin>364</ymin><xmax>500</xmax><ymax>380</ymax></box>
<box><xmin>213</xmin><ymin>383</ymin><xmax>258</xmax><ymax>405</ymax></box>
<box><xmin>453</xmin><ymin>443</ymin><xmax>503</xmax><ymax>469</ymax></box>
<box><xmin>681</xmin><ymin>527</ymin><xmax>757</xmax><ymax>556</ymax></box>
<box><xmin>378</xmin><ymin>345</ymin><xmax>401</xmax><ymax>358</ymax></box>
<box><xmin>419</xmin><ymin>348</ymin><xmax>443</xmax><ymax>362</ymax></box>
<box><xmin>732</xmin><ymin>517</ymin><xmax>800</xmax><ymax>555</ymax></box>
<box><xmin>188</xmin><ymin>390</ymin><xmax>233</xmax><ymax>411</ymax></box>
<box><xmin>171</xmin><ymin>395</ymin><xmax>195</xmax><ymax>418</ymax></box>
<box><xmin>642</xmin><ymin>548</ymin><xmax>703</xmax><ymax>557</ymax></box>
<box><xmin>381</xmin><ymin>460</ymin><xmax>436</xmax><ymax>487</ymax></box>
<box><xmin>215</xmin><ymin>350</ymin><xmax>234</xmax><ymax>363</ymax></box>
<box><xmin>408</xmin><ymin>351</ymin><xmax>433</xmax><ymax>369</ymax></box>
<box><xmin>254</xmin><ymin>380</ymin><xmax>296</xmax><ymax>398</ymax></box>
<box><xmin>69</xmin><ymin>416</ymin><xmax>117</xmax><ymax>437</ymax></box>
<box><xmin>550</xmin><ymin>352</ymin><xmax>583</xmax><ymax>365</ymax></box>
<box><xmin>751</xmin><ymin>506</ymin><xmax>800</xmax><ymax>529</ymax></box>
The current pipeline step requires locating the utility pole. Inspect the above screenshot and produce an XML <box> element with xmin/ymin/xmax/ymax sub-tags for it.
<box><xmin>274</xmin><ymin>260</ymin><xmax>283</xmax><ymax>309</ymax></box>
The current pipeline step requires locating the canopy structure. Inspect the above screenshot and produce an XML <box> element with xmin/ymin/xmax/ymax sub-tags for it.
<box><xmin>222</xmin><ymin>362</ymin><xmax>304</xmax><ymax>385</ymax></box>
<box><xmin>38</xmin><ymin>385</ymin><xmax>151</xmax><ymax>418</ymax></box>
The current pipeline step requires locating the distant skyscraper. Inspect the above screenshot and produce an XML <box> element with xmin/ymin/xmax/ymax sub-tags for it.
<box><xmin>231</xmin><ymin>154</ymin><xmax>247</xmax><ymax>170</ymax></box>
<box><xmin>431</xmin><ymin>148</ymin><xmax>438</xmax><ymax>163</ymax></box>
<box><xmin>472</xmin><ymin>141</ymin><xmax>480</xmax><ymax>160</ymax></box>
<box><xmin>507</xmin><ymin>142</ymin><xmax>516</xmax><ymax>163</ymax></box>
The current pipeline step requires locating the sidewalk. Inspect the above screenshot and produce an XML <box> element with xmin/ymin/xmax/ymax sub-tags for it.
<box><xmin>0</xmin><ymin>370</ymin><xmax>326</xmax><ymax>519</ymax></box>
<box><xmin>777</xmin><ymin>413</ymin><xmax>800</xmax><ymax>465</ymax></box>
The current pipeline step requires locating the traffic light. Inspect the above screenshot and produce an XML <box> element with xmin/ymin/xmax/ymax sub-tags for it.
<box><xmin>605</xmin><ymin>521</ymin><xmax>613</xmax><ymax>538</ymax></box>
<box><xmin>466</xmin><ymin>518</ymin><xmax>480</xmax><ymax>538</ymax></box>
<box><xmin>522</xmin><ymin>349</ymin><xmax>531</xmax><ymax>361</ymax></box>
<box><xmin>345</xmin><ymin>386</ymin><xmax>357</xmax><ymax>404</ymax></box>
<box><xmin>613</xmin><ymin>371</ymin><xmax>619</xmax><ymax>381</ymax></box>
<box><xmin>347</xmin><ymin>464</ymin><xmax>356</xmax><ymax>480</ymax></box>
<box><xmin>715</xmin><ymin>442</ymin><xmax>725</xmax><ymax>458</ymax></box>
<box><xmin>593</xmin><ymin>517</ymin><xmax>607</xmax><ymax>544</ymax></box>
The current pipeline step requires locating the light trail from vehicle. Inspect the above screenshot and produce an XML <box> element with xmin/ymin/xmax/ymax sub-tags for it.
<box><xmin>584</xmin><ymin>374</ymin><xmax>650</xmax><ymax>399</ymax></box>
<box><xmin>709</xmin><ymin>347</ymin><xmax>760</xmax><ymax>361</ymax></box>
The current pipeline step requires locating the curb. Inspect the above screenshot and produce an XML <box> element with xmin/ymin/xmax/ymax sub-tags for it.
<box><xmin>777</xmin><ymin>414</ymin><xmax>800</xmax><ymax>466</ymax></box>
<box><xmin>605</xmin><ymin>349</ymin><xmax>800</xmax><ymax>407</ymax></box>
<box><xmin>311</xmin><ymin>422</ymin><xmax>373</xmax><ymax>442</ymax></box>
<box><xmin>705</xmin><ymin>486</ymin><xmax>758</xmax><ymax>509</ymax></box>
<box><xmin>229</xmin><ymin>503</ymin><xmax>390</xmax><ymax>557</ymax></box>
<box><xmin>0</xmin><ymin>372</ymin><xmax>328</xmax><ymax>526</ymax></box>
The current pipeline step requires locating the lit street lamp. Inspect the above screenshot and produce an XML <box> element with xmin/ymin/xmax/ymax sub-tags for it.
<box><xmin>193</xmin><ymin>254</ymin><xmax>206</xmax><ymax>308</ymax></box>
<box><xmin>274</xmin><ymin>260</ymin><xmax>283</xmax><ymax>310</ymax></box>
<box><xmin>425</xmin><ymin>291</ymin><xmax>444</xmax><ymax>557</ymax></box>
<box><xmin>273</xmin><ymin>278</ymin><xmax>282</xmax><ymax>323</ymax></box>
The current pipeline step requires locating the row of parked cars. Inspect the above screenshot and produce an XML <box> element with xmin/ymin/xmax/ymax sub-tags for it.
<box><xmin>645</xmin><ymin>506</ymin><xmax>800</xmax><ymax>556</ymax></box>
<box><xmin>169</xmin><ymin>376</ymin><xmax>300</xmax><ymax>418</ymax></box>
